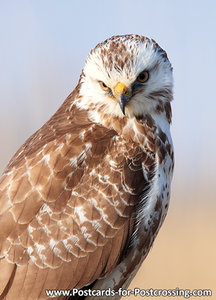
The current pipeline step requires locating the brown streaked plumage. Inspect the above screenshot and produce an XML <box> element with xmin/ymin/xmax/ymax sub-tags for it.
<box><xmin>0</xmin><ymin>34</ymin><xmax>174</xmax><ymax>299</ymax></box>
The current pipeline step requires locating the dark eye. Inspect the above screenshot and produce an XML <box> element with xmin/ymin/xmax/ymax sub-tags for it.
<box><xmin>137</xmin><ymin>71</ymin><xmax>149</xmax><ymax>83</ymax></box>
<box><xmin>99</xmin><ymin>81</ymin><xmax>109</xmax><ymax>91</ymax></box>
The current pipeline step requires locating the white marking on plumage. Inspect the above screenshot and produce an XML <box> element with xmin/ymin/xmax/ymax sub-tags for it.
<box><xmin>98</xmin><ymin>176</ymin><xmax>121</xmax><ymax>194</ymax></box>
<box><xmin>89</xmin><ymin>168</ymin><xmax>96</xmax><ymax>176</ymax></box>
<box><xmin>69</xmin><ymin>157</ymin><xmax>78</xmax><ymax>167</ymax></box>
<box><xmin>62</xmin><ymin>239</ymin><xmax>73</xmax><ymax>251</ymax></box>
<box><xmin>27</xmin><ymin>246</ymin><xmax>33</xmax><ymax>255</ymax></box>
<box><xmin>109</xmin><ymin>160</ymin><xmax>118</xmax><ymax>168</ymax></box>
<box><xmin>49</xmin><ymin>238</ymin><xmax>58</xmax><ymax>249</ymax></box>
<box><xmin>65</xmin><ymin>133</ymin><xmax>71</xmax><ymax>141</ymax></box>
<box><xmin>95</xmin><ymin>189</ymin><xmax>127</xmax><ymax>217</ymax></box>
<box><xmin>43</xmin><ymin>154</ymin><xmax>50</xmax><ymax>163</ymax></box>
<box><xmin>35</xmin><ymin>243</ymin><xmax>46</xmax><ymax>262</ymax></box>
<box><xmin>75</xmin><ymin>206</ymin><xmax>88</xmax><ymax>223</ymax></box>
<box><xmin>79</xmin><ymin>131</ymin><xmax>85</xmax><ymax>141</ymax></box>
<box><xmin>27</xmin><ymin>225</ymin><xmax>34</xmax><ymax>234</ymax></box>
<box><xmin>55</xmin><ymin>143</ymin><xmax>64</xmax><ymax>151</ymax></box>
<box><xmin>53</xmin><ymin>247</ymin><xmax>61</xmax><ymax>256</ymax></box>
<box><xmin>40</xmin><ymin>203</ymin><xmax>52</xmax><ymax>215</ymax></box>
<box><xmin>93</xmin><ymin>221</ymin><xmax>100</xmax><ymax>230</ymax></box>
<box><xmin>91</xmin><ymin>198</ymin><xmax>116</xmax><ymax>230</ymax></box>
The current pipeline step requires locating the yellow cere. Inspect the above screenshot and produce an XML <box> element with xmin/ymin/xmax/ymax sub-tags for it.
<box><xmin>114</xmin><ymin>82</ymin><xmax>130</xmax><ymax>98</ymax></box>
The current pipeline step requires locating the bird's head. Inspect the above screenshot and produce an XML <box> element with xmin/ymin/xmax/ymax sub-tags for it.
<box><xmin>78</xmin><ymin>34</ymin><xmax>173</xmax><ymax>122</ymax></box>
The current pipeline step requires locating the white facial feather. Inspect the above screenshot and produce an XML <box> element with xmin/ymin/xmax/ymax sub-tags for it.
<box><xmin>78</xmin><ymin>34</ymin><xmax>173</xmax><ymax>118</ymax></box>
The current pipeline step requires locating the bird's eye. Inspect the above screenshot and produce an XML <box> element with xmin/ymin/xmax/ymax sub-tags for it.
<box><xmin>99</xmin><ymin>81</ymin><xmax>109</xmax><ymax>91</ymax></box>
<box><xmin>137</xmin><ymin>71</ymin><xmax>149</xmax><ymax>83</ymax></box>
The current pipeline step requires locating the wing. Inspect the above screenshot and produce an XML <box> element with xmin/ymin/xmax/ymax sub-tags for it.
<box><xmin>0</xmin><ymin>91</ymin><xmax>155</xmax><ymax>299</ymax></box>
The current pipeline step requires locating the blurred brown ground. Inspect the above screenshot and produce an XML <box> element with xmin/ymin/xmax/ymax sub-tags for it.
<box><xmin>125</xmin><ymin>190</ymin><xmax>216</xmax><ymax>299</ymax></box>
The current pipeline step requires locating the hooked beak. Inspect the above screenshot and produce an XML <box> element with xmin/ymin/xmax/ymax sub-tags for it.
<box><xmin>114</xmin><ymin>82</ymin><xmax>131</xmax><ymax>115</ymax></box>
<box><xmin>119</xmin><ymin>94</ymin><xmax>130</xmax><ymax>115</ymax></box>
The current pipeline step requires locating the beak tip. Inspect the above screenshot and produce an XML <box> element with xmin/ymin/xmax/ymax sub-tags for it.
<box><xmin>119</xmin><ymin>94</ymin><xmax>129</xmax><ymax>116</ymax></box>
<box><xmin>119</xmin><ymin>103</ymin><xmax>126</xmax><ymax>115</ymax></box>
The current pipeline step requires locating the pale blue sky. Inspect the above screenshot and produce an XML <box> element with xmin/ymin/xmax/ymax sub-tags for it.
<box><xmin>0</xmin><ymin>0</ymin><xmax>216</xmax><ymax>206</ymax></box>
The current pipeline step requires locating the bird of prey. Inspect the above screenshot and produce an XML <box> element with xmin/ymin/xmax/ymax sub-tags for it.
<box><xmin>0</xmin><ymin>34</ymin><xmax>174</xmax><ymax>299</ymax></box>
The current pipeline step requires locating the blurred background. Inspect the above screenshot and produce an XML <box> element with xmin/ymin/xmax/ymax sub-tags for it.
<box><xmin>0</xmin><ymin>0</ymin><xmax>215</xmax><ymax>299</ymax></box>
